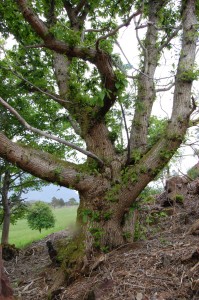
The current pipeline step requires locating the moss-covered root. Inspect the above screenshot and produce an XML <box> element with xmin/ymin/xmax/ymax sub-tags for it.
<box><xmin>49</xmin><ymin>232</ymin><xmax>86</xmax><ymax>295</ymax></box>
<box><xmin>47</xmin><ymin>234</ymin><xmax>86</xmax><ymax>299</ymax></box>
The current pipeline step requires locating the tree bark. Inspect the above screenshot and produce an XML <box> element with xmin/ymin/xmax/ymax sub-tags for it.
<box><xmin>1</xmin><ymin>214</ymin><xmax>10</xmax><ymax>245</ymax></box>
<box><xmin>1</xmin><ymin>169</ymin><xmax>11</xmax><ymax>245</ymax></box>
<box><xmin>130</xmin><ymin>1</ymin><xmax>161</xmax><ymax>154</ymax></box>
<box><xmin>77</xmin><ymin>190</ymin><xmax>125</xmax><ymax>252</ymax></box>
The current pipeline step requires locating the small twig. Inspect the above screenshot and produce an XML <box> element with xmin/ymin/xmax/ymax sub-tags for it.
<box><xmin>3</xmin><ymin>267</ymin><xmax>9</xmax><ymax>275</ymax></box>
<box><xmin>136</xmin><ymin>21</ymin><xmax>181</xmax><ymax>32</ymax></box>
<box><xmin>115</xmin><ymin>40</ymin><xmax>131</xmax><ymax>66</ymax></box>
<box><xmin>178</xmin><ymin>168</ymin><xmax>193</xmax><ymax>182</ymax></box>
<box><xmin>22</xmin><ymin>281</ymin><xmax>34</xmax><ymax>292</ymax></box>
<box><xmin>159</xmin><ymin>96</ymin><xmax>169</xmax><ymax>118</ymax></box>
<box><xmin>158</xmin><ymin>25</ymin><xmax>182</xmax><ymax>52</ymax></box>
<box><xmin>21</xmin><ymin>287</ymin><xmax>38</xmax><ymax>294</ymax></box>
<box><xmin>25</xmin><ymin>43</ymin><xmax>45</xmax><ymax>49</ymax></box>
<box><xmin>180</xmin><ymin>270</ymin><xmax>186</xmax><ymax>286</ymax></box>
<box><xmin>96</xmin><ymin>10</ymin><xmax>141</xmax><ymax>50</ymax></box>
<box><xmin>190</xmin><ymin>261</ymin><xmax>199</xmax><ymax>273</ymax></box>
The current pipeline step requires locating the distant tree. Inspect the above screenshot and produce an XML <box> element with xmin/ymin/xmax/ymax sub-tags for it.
<box><xmin>26</xmin><ymin>201</ymin><xmax>55</xmax><ymax>233</ymax></box>
<box><xmin>59</xmin><ymin>198</ymin><xmax>65</xmax><ymax>207</ymax></box>
<box><xmin>65</xmin><ymin>198</ymin><xmax>79</xmax><ymax>206</ymax></box>
<box><xmin>51</xmin><ymin>196</ymin><xmax>58</xmax><ymax>208</ymax></box>
<box><xmin>51</xmin><ymin>197</ymin><xmax>65</xmax><ymax>208</ymax></box>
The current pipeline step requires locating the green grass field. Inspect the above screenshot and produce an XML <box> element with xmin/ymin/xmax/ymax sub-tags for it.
<box><xmin>4</xmin><ymin>206</ymin><xmax>78</xmax><ymax>248</ymax></box>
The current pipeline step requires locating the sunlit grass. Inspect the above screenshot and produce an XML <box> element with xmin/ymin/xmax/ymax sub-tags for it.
<box><xmin>3</xmin><ymin>206</ymin><xmax>78</xmax><ymax>248</ymax></box>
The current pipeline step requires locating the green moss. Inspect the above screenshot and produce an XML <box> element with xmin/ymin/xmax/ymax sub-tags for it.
<box><xmin>175</xmin><ymin>194</ymin><xmax>184</xmax><ymax>203</ymax></box>
<box><xmin>167</xmin><ymin>132</ymin><xmax>183</xmax><ymax>142</ymax></box>
<box><xmin>179</xmin><ymin>66</ymin><xmax>199</xmax><ymax>83</ymax></box>
<box><xmin>89</xmin><ymin>227</ymin><xmax>104</xmax><ymax>250</ymax></box>
<box><xmin>105</xmin><ymin>184</ymin><xmax>120</xmax><ymax>202</ymax></box>
<box><xmin>122</xmin><ymin>231</ymin><xmax>132</xmax><ymax>240</ymax></box>
<box><xmin>56</xmin><ymin>233</ymin><xmax>85</xmax><ymax>281</ymax></box>
<box><xmin>74</xmin><ymin>173</ymin><xmax>82</xmax><ymax>183</ymax></box>
<box><xmin>122</xmin><ymin>168</ymin><xmax>138</xmax><ymax>185</ymax></box>
<box><xmin>130</xmin><ymin>149</ymin><xmax>142</xmax><ymax>163</ymax></box>
<box><xmin>159</xmin><ymin>148</ymin><xmax>175</xmax><ymax>162</ymax></box>
<box><xmin>139</xmin><ymin>165</ymin><xmax>148</xmax><ymax>174</ymax></box>
<box><xmin>77</xmin><ymin>160</ymin><xmax>101</xmax><ymax>175</ymax></box>
<box><xmin>103</xmin><ymin>211</ymin><xmax>112</xmax><ymax>221</ymax></box>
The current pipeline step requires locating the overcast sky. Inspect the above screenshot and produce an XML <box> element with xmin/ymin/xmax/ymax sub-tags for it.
<box><xmin>22</xmin><ymin>184</ymin><xmax>79</xmax><ymax>203</ymax></box>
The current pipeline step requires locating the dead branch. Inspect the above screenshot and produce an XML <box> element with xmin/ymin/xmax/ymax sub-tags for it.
<box><xmin>156</xmin><ymin>82</ymin><xmax>175</xmax><ymax>93</ymax></box>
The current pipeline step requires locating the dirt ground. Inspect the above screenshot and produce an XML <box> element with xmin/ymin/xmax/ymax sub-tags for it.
<box><xmin>4</xmin><ymin>193</ymin><xmax>199</xmax><ymax>300</ymax></box>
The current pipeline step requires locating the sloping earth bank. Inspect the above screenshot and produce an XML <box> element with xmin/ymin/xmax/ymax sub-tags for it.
<box><xmin>4</xmin><ymin>194</ymin><xmax>199</xmax><ymax>300</ymax></box>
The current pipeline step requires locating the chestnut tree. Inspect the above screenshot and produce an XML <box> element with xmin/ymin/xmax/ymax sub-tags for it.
<box><xmin>0</xmin><ymin>0</ymin><xmax>198</xmax><ymax>258</ymax></box>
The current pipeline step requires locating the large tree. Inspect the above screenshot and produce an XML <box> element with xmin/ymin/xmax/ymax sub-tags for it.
<box><xmin>0</xmin><ymin>0</ymin><xmax>198</xmax><ymax>260</ymax></box>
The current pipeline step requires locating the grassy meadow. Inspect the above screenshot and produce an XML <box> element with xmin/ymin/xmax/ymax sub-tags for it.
<box><xmin>4</xmin><ymin>206</ymin><xmax>78</xmax><ymax>248</ymax></box>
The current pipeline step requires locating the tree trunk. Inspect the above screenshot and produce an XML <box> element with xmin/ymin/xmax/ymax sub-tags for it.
<box><xmin>1</xmin><ymin>170</ymin><xmax>11</xmax><ymax>245</ymax></box>
<box><xmin>1</xmin><ymin>212</ymin><xmax>10</xmax><ymax>245</ymax></box>
<box><xmin>76</xmin><ymin>187</ymin><xmax>138</xmax><ymax>254</ymax></box>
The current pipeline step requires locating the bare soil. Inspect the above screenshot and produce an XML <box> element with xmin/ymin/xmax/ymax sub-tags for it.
<box><xmin>4</xmin><ymin>194</ymin><xmax>199</xmax><ymax>300</ymax></box>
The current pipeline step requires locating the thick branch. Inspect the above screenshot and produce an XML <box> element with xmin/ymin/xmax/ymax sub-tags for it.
<box><xmin>0</xmin><ymin>97</ymin><xmax>104</xmax><ymax>166</ymax></box>
<box><xmin>130</xmin><ymin>2</ymin><xmax>161</xmax><ymax>155</ymax></box>
<box><xmin>0</xmin><ymin>132</ymin><xmax>96</xmax><ymax>191</ymax></box>
<box><xmin>115</xmin><ymin>135</ymin><xmax>186</xmax><ymax>218</ymax></box>
<box><xmin>168</xmin><ymin>0</ymin><xmax>197</xmax><ymax>132</ymax></box>
<box><xmin>62</xmin><ymin>0</ymin><xmax>77</xmax><ymax>27</ymax></box>
<box><xmin>16</xmin><ymin>0</ymin><xmax>50</xmax><ymax>40</ymax></box>
<box><xmin>52</xmin><ymin>52</ymin><xmax>82</xmax><ymax>135</ymax></box>
<box><xmin>16</xmin><ymin>0</ymin><xmax>96</xmax><ymax>60</ymax></box>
